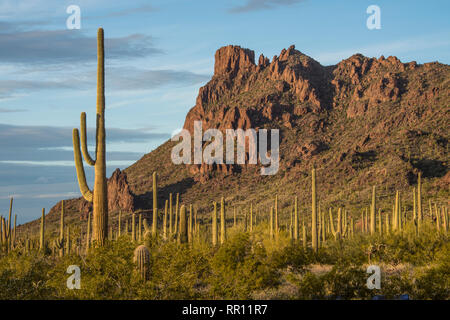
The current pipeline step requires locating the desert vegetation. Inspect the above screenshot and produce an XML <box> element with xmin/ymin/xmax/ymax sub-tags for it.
<box><xmin>0</xmin><ymin>168</ymin><xmax>448</xmax><ymax>300</ymax></box>
<box><xmin>0</xmin><ymin>28</ymin><xmax>448</xmax><ymax>300</ymax></box>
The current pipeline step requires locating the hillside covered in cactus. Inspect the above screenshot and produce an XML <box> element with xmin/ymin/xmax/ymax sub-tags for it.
<box><xmin>19</xmin><ymin>43</ymin><xmax>449</xmax><ymax>231</ymax></box>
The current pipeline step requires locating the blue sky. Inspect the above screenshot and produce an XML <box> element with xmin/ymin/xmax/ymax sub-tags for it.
<box><xmin>1</xmin><ymin>0</ymin><xmax>449</xmax><ymax>224</ymax></box>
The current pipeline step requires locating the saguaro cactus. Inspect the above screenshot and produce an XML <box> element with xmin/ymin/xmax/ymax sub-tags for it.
<box><xmin>364</xmin><ymin>208</ymin><xmax>369</xmax><ymax>233</ymax></box>
<box><xmin>393</xmin><ymin>191</ymin><xmax>399</xmax><ymax>230</ymax></box>
<box><xmin>118</xmin><ymin>211</ymin><xmax>122</xmax><ymax>237</ymax></box>
<box><xmin>274</xmin><ymin>195</ymin><xmax>279</xmax><ymax>237</ymax></box>
<box><xmin>72</xmin><ymin>28</ymin><xmax>108</xmax><ymax>246</ymax></box>
<box><xmin>350</xmin><ymin>217</ymin><xmax>354</xmax><ymax>238</ymax></box>
<box><xmin>1</xmin><ymin>198</ymin><xmax>13</xmax><ymax>252</ymax></box>
<box><xmin>132</xmin><ymin>213</ymin><xmax>136</xmax><ymax>242</ymax></box>
<box><xmin>317</xmin><ymin>204</ymin><xmax>322</xmax><ymax>247</ymax></box>
<box><xmin>134</xmin><ymin>245</ymin><xmax>150</xmax><ymax>281</ymax></box>
<box><xmin>194</xmin><ymin>207</ymin><xmax>198</xmax><ymax>234</ymax></box>
<box><xmin>174</xmin><ymin>193</ymin><xmax>179</xmax><ymax>235</ymax></box>
<box><xmin>242</xmin><ymin>211</ymin><xmax>247</xmax><ymax>232</ymax></box>
<box><xmin>269</xmin><ymin>207</ymin><xmax>274</xmax><ymax>239</ymax></box>
<box><xmin>302</xmin><ymin>217</ymin><xmax>307</xmax><ymax>249</ymax></box>
<box><xmin>321</xmin><ymin>209</ymin><xmax>326</xmax><ymax>243</ymax></box>
<box><xmin>289</xmin><ymin>207</ymin><xmax>293</xmax><ymax>239</ymax></box>
<box><xmin>378</xmin><ymin>208</ymin><xmax>383</xmax><ymax>236</ymax></box>
<box><xmin>212</xmin><ymin>202</ymin><xmax>218</xmax><ymax>246</ymax></box>
<box><xmin>188</xmin><ymin>204</ymin><xmax>193</xmax><ymax>243</ymax></box>
<box><xmin>12</xmin><ymin>214</ymin><xmax>16</xmax><ymax>249</ymax></box>
<box><xmin>249</xmin><ymin>203</ymin><xmax>253</xmax><ymax>233</ymax></box>
<box><xmin>178</xmin><ymin>205</ymin><xmax>188</xmax><ymax>243</ymax></box>
<box><xmin>66</xmin><ymin>226</ymin><xmax>71</xmax><ymax>254</ymax></box>
<box><xmin>163</xmin><ymin>200</ymin><xmax>168</xmax><ymax>240</ymax></box>
<box><xmin>329</xmin><ymin>208</ymin><xmax>341</xmax><ymax>240</ymax></box>
<box><xmin>55</xmin><ymin>201</ymin><xmax>65</xmax><ymax>257</ymax></box>
<box><xmin>385</xmin><ymin>212</ymin><xmax>390</xmax><ymax>234</ymax></box>
<box><xmin>39</xmin><ymin>208</ymin><xmax>45</xmax><ymax>252</ymax></box>
<box><xmin>442</xmin><ymin>207</ymin><xmax>448</xmax><ymax>233</ymax></box>
<box><xmin>417</xmin><ymin>172</ymin><xmax>422</xmax><ymax>224</ymax></box>
<box><xmin>7</xmin><ymin>198</ymin><xmax>12</xmax><ymax>247</ymax></box>
<box><xmin>311</xmin><ymin>168</ymin><xmax>318</xmax><ymax>252</ymax></box>
<box><xmin>370</xmin><ymin>186</ymin><xmax>376</xmax><ymax>235</ymax></box>
<box><xmin>152</xmin><ymin>172</ymin><xmax>158</xmax><ymax>236</ymax></box>
<box><xmin>138</xmin><ymin>214</ymin><xmax>143</xmax><ymax>242</ymax></box>
<box><xmin>169</xmin><ymin>193</ymin><xmax>173</xmax><ymax>236</ymax></box>
<box><xmin>220</xmin><ymin>198</ymin><xmax>226</xmax><ymax>244</ymax></box>
<box><xmin>293</xmin><ymin>197</ymin><xmax>299</xmax><ymax>241</ymax></box>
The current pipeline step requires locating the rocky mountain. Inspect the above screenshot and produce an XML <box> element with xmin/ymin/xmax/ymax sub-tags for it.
<box><xmin>17</xmin><ymin>44</ymin><xmax>449</xmax><ymax>235</ymax></box>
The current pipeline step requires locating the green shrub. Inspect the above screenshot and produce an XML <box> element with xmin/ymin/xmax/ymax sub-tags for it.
<box><xmin>209</xmin><ymin>233</ymin><xmax>280</xmax><ymax>299</ymax></box>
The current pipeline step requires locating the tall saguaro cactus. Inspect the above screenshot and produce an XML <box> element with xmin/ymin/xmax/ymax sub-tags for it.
<box><xmin>178</xmin><ymin>205</ymin><xmax>188</xmax><ymax>244</ymax></box>
<box><xmin>417</xmin><ymin>172</ymin><xmax>422</xmax><ymax>223</ymax></box>
<box><xmin>294</xmin><ymin>196</ymin><xmax>299</xmax><ymax>241</ymax></box>
<box><xmin>220</xmin><ymin>197</ymin><xmax>226</xmax><ymax>244</ymax></box>
<box><xmin>370</xmin><ymin>186</ymin><xmax>376</xmax><ymax>235</ymax></box>
<box><xmin>269</xmin><ymin>207</ymin><xmax>274</xmax><ymax>239</ymax></box>
<box><xmin>55</xmin><ymin>201</ymin><xmax>65</xmax><ymax>257</ymax></box>
<box><xmin>169</xmin><ymin>193</ymin><xmax>173</xmax><ymax>236</ymax></box>
<box><xmin>311</xmin><ymin>168</ymin><xmax>318</xmax><ymax>252</ymax></box>
<box><xmin>39</xmin><ymin>208</ymin><xmax>45</xmax><ymax>252</ymax></box>
<box><xmin>163</xmin><ymin>200</ymin><xmax>168</xmax><ymax>240</ymax></box>
<box><xmin>72</xmin><ymin>28</ymin><xmax>108</xmax><ymax>246</ymax></box>
<box><xmin>152</xmin><ymin>172</ymin><xmax>158</xmax><ymax>236</ymax></box>
<box><xmin>212</xmin><ymin>202</ymin><xmax>218</xmax><ymax>246</ymax></box>
<box><xmin>7</xmin><ymin>198</ymin><xmax>12</xmax><ymax>248</ymax></box>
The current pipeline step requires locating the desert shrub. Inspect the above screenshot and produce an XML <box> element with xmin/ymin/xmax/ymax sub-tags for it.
<box><xmin>380</xmin><ymin>225</ymin><xmax>447</xmax><ymax>265</ymax></box>
<box><xmin>0</xmin><ymin>250</ymin><xmax>55</xmax><ymax>299</ymax></box>
<box><xmin>46</xmin><ymin>238</ymin><xmax>137</xmax><ymax>299</ymax></box>
<box><xmin>209</xmin><ymin>233</ymin><xmax>280</xmax><ymax>299</ymax></box>
<box><xmin>148</xmin><ymin>241</ymin><xmax>210</xmax><ymax>299</ymax></box>
<box><xmin>294</xmin><ymin>272</ymin><xmax>327</xmax><ymax>299</ymax></box>
<box><xmin>380</xmin><ymin>269</ymin><xmax>415</xmax><ymax>299</ymax></box>
<box><xmin>314</xmin><ymin>235</ymin><xmax>369</xmax><ymax>265</ymax></box>
<box><xmin>269</xmin><ymin>243</ymin><xmax>310</xmax><ymax>272</ymax></box>
<box><xmin>321</xmin><ymin>263</ymin><xmax>373</xmax><ymax>299</ymax></box>
<box><xmin>413</xmin><ymin>244</ymin><xmax>450</xmax><ymax>300</ymax></box>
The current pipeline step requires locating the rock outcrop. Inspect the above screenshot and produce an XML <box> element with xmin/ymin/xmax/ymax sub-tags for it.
<box><xmin>68</xmin><ymin>168</ymin><xmax>135</xmax><ymax>220</ymax></box>
<box><xmin>40</xmin><ymin>44</ymin><xmax>448</xmax><ymax>226</ymax></box>
<box><xmin>180</xmin><ymin>44</ymin><xmax>449</xmax><ymax>180</ymax></box>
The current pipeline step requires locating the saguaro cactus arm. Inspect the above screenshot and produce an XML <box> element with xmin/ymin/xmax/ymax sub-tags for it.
<box><xmin>73</xmin><ymin>128</ymin><xmax>94</xmax><ymax>202</ymax></box>
<box><xmin>80</xmin><ymin>112</ymin><xmax>96</xmax><ymax>166</ymax></box>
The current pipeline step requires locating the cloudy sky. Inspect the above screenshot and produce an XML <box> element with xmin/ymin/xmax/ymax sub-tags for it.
<box><xmin>1</xmin><ymin>0</ymin><xmax>449</xmax><ymax>224</ymax></box>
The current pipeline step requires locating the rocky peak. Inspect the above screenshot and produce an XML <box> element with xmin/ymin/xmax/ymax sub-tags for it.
<box><xmin>214</xmin><ymin>45</ymin><xmax>256</xmax><ymax>77</ymax></box>
<box><xmin>279</xmin><ymin>45</ymin><xmax>298</xmax><ymax>61</ymax></box>
<box><xmin>107</xmin><ymin>168</ymin><xmax>135</xmax><ymax>213</ymax></box>
<box><xmin>258</xmin><ymin>54</ymin><xmax>270</xmax><ymax>69</ymax></box>
<box><xmin>77</xmin><ymin>168</ymin><xmax>135</xmax><ymax>219</ymax></box>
